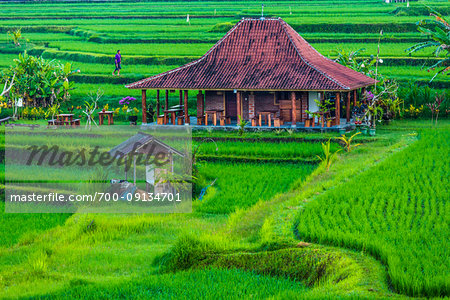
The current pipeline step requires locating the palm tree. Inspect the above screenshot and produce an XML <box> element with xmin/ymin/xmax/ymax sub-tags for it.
<box><xmin>407</xmin><ymin>7</ymin><xmax>449</xmax><ymax>81</ymax></box>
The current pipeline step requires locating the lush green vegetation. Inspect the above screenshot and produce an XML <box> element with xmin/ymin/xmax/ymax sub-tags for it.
<box><xmin>295</xmin><ymin>128</ymin><xmax>449</xmax><ymax>297</ymax></box>
<box><xmin>196</xmin><ymin>161</ymin><xmax>314</xmax><ymax>213</ymax></box>
<box><xmin>0</xmin><ymin>1</ymin><xmax>448</xmax><ymax>298</ymax></box>
<box><xmin>0</xmin><ymin>0</ymin><xmax>447</xmax><ymax>107</ymax></box>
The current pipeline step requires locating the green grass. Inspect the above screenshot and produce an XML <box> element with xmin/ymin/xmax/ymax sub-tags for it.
<box><xmin>41</xmin><ymin>268</ymin><xmax>307</xmax><ymax>299</ymax></box>
<box><xmin>196</xmin><ymin>161</ymin><xmax>315</xmax><ymax>214</ymax></box>
<box><xmin>0</xmin><ymin>201</ymin><xmax>71</xmax><ymax>247</ymax></box>
<box><xmin>295</xmin><ymin>127</ymin><xmax>449</xmax><ymax>297</ymax></box>
<box><xmin>197</xmin><ymin>140</ymin><xmax>339</xmax><ymax>159</ymax></box>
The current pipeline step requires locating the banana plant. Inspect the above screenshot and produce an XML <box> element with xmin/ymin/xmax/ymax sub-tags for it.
<box><xmin>407</xmin><ymin>7</ymin><xmax>449</xmax><ymax>81</ymax></box>
<box><xmin>317</xmin><ymin>139</ymin><xmax>341</xmax><ymax>171</ymax></box>
<box><xmin>7</xmin><ymin>28</ymin><xmax>23</xmax><ymax>47</ymax></box>
<box><xmin>336</xmin><ymin>132</ymin><xmax>362</xmax><ymax>153</ymax></box>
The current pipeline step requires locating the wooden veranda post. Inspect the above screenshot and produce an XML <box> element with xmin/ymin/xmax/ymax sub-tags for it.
<box><xmin>335</xmin><ymin>92</ymin><xmax>340</xmax><ymax>125</ymax></box>
<box><xmin>179</xmin><ymin>90</ymin><xmax>183</xmax><ymax>107</ymax></box>
<box><xmin>346</xmin><ymin>92</ymin><xmax>351</xmax><ymax>123</ymax></box>
<box><xmin>353</xmin><ymin>89</ymin><xmax>357</xmax><ymax>106</ymax></box>
<box><xmin>156</xmin><ymin>90</ymin><xmax>160</xmax><ymax>116</ymax></box>
<box><xmin>236</xmin><ymin>91</ymin><xmax>242</xmax><ymax>118</ymax></box>
<box><xmin>141</xmin><ymin>89</ymin><xmax>147</xmax><ymax>124</ymax></box>
<box><xmin>291</xmin><ymin>91</ymin><xmax>296</xmax><ymax>127</ymax></box>
<box><xmin>165</xmin><ymin>90</ymin><xmax>169</xmax><ymax>110</ymax></box>
<box><xmin>184</xmin><ymin>90</ymin><xmax>189</xmax><ymax>124</ymax></box>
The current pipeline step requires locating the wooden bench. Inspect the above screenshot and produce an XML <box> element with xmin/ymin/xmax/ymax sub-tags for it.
<box><xmin>47</xmin><ymin>119</ymin><xmax>63</xmax><ymax>126</ymax></box>
<box><xmin>177</xmin><ymin>115</ymin><xmax>185</xmax><ymax>125</ymax></box>
<box><xmin>219</xmin><ymin>115</ymin><xmax>231</xmax><ymax>126</ymax></box>
<box><xmin>0</xmin><ymin>117</ymin><xmax>11</xmax><ymax>126</ymax></box>
<box><xmin>71</xmin><ymin>119</ymin><xmax>81</xmax><ymax>127</ymax></box>
<box><xmin>6</xmin><ymin>123</ymin><xmax>40</xmax><ymax>130</ymax></box>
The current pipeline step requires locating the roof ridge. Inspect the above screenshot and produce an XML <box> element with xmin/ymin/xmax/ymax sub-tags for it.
<box><xmin>278</xmin><ymin>19</ymin><xmax>349</xmax><ymax>90</ymax></box>
<box><xmin>126</xmin><ymin>19</ymin><xmax>246</xmax><ymax>89</ymax></box>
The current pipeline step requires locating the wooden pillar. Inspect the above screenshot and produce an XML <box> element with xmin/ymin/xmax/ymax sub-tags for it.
<box><xmin>165</xmin><ymin>90</ymin><xmax>169</xmax><ymax>110</ymax></box>
<box><xmin>196</xmin><ymin>90</ymin><xmax>204</xmax><ymax>118</ymax></box>
<box><xmin>141</xmin><ymin>89</ymin><xmax>147</xmax><ymax>124</ymax></box>
<box><xmin>236</xmin><ymin>91</ymin><xmax>241</xmax><ymax>118</ymax></box>
<box><xmin>184</xmin><ymin>90</ymin><xmax>189</xmax><ymax>124</ymax></box>
<box><xmin>156</xmin><ymin>90</ymin><xmax>160</xmax><ymax>116</ymax></box>
<box><xmin>291</xmin><ymin>91</ymin><xmax>296</xmax><ymax>127</ymax></box>
<box><xmin>346</xmin><ymin>92</ymin><xmax>351</xmax><ymax>122</ymax></box>
<box><xmin>335</xmin><ymin>92</ymin><xmax>340</xmax><ymax>125</ymax></box>
<box><xmin>353</xmin><ymin>89</ymin><xmax>357</xmax><ymax>106</ymax></box>
<box><xmin>179</xmin><ymin>90</ymin><xmax>183</xmax><ymax>107</ymax></box>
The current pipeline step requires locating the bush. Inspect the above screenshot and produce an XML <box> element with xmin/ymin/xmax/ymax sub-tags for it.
<box><xmin>208</xmin><ymin>22</ymin><xmax>235</xmax><ymax>33</ymax></box>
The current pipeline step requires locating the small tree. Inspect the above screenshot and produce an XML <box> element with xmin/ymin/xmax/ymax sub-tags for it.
<box><xmin>7</xmin><ymin>28</ymin><xmax>23</xmax><ymax>47</ymax></box>
<box><xmin>426</xmin><ymin>93</ymin><xmax>445</xmax><ymax>125</ymax></box>
<box><xmin>237</xmin><ymin>115</ymin><xmax>248</xmax><ymax>136</ymax></box>
<box><xmin>0</xmin><ymin>52</ymin><xmax>78</xmax><ymax>109</ymax></box>
<box><xmin>83</xmin><ymin>89</ymin><xmax>103</xmax><ymax>130</ymax></box>
<box><xmin>317</xmin><ymin>139</ymin><xmax>341</xmax><ymax>171</ymax></box>
<box><xmin>336</xmin><ymin>132</ymin><xmax>362</xmax><ymax>153</ymax></box>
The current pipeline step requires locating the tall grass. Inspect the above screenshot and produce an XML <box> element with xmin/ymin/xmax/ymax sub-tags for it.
<box><xmin>196</xmin><ymin>161</ymin><xmax>315</xmax><ymax>214</ymax></box>
<box><xmin>295</xmin><ymin>128</ymin><xmax>449</xmax><ymax>297</ymax></box>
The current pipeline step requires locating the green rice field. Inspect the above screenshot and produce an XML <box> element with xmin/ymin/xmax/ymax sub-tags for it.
<box><xmin>0</xmin><ymin>0</ymin><xmax>447</xmax><ymax>106</ymax></box>
<box><xmin>0</xmin><ymin>1</ymin><xmax>449</xmax><ymax>299</ymax></box>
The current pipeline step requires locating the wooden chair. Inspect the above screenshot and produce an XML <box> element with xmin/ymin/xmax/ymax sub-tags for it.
<box><xmin>273</xmin><ymin>112</ymin><xmax>284</xmax><ymax>127</ymax></box>
<box><xmin>305</xmin><ymin>116</ymin><xmax>315</xmax><ymax>128</ymax></box>
<box><xmin>326</xmin><ymin>117</ymin><xmax>336</xmax><ymax>127</ymax></box>
<box><xmin>157</xmin><ymin>115</ymin><xmax>165</xmax><ymax>125</ymax></box>
<box><xmin>219</xmin><ymin>115</ymin><xmax>231</xmax><ymax>126</ymax></box>
<box><xmin>197</xmin><ymin>115</ymin><xmax>205</xmax><ymax>125</ymax></box>
<box><xmin>251</xmin><ymin>116</ymin><xmax>259</xmax><ymax>127</ymax></box>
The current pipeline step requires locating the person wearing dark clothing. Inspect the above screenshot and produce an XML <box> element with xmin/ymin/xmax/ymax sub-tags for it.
<box><xmin>113</xmin><ymin>50</ymin><xmax>121</xmax><ymax>76</ymax></box>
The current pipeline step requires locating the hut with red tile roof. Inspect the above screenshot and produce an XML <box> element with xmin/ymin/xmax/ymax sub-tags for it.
<box><xmin>126</xmin><ymin>17</ymin><xmax>375</xmax><ymax>127</ymax></box>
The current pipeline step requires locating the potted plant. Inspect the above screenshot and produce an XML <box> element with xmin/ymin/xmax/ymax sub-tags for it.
<box><xmin>128</xmin><ymin>107</ymin><xmax>139</xmax><ymax>125</ymax></box>
<box><xmin>361</xmin><ymin>125</ymin><xmax>368</xmax><ymax>135</ymax></box>
<box><xmin>119</xmin><ymin>96</ymin><xmax>138</xmax><ymax>124</ymax></box>
<box><xmin>369</xmin><ymin>126</ymin><xmax>376</xmax><ymax>136</ymax></box>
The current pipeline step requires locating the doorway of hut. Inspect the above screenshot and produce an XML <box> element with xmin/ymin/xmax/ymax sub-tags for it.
<box><xmin>225</xmin><ymin>91</ymin><xmax>237</xmax><ymax>120</ymax></box>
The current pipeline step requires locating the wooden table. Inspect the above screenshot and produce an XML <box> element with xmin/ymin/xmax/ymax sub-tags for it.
<box><xmin>258</xmin><ymin>111</ymin><xmax>277</xmax><ymax>127</ymax></box>
<box><xmin>98</xmin><ymin>111</ymin><xmax>114</xmax><ymax>125</ymax></box>
<box><xmin>170</xmin><ymin>104</ymin><xmax>184</xmax><ymax>115</ymax></box>
<box><xmin>164</xmin><ymin>108</ymin><xmax>183</xmax><ymax>125</ymax></box>
<box><xmin>57</xmin><ymin>114</ymin><xmax>74</xmax><ymax>125</ymax></box>
<box><xmin>205</xmin><ymin>110</ymin><xmax>224</xmax><ymax>126</ymax></box>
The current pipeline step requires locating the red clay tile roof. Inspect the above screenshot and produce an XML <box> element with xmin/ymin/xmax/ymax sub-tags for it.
<box><xmin>127</xmin><ymin>18</ymin><xmax>375</xmax><ymax>91</ymax></box>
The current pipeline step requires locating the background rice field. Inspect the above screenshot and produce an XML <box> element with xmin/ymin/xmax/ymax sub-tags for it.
<box><xmin>0</xmin><ymin>0</ymin><xmax>447</xmax><ymax>109</ymax></box>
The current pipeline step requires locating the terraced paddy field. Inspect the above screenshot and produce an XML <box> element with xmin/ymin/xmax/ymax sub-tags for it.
<box><xmin>1</xmin><ymin>119</ymin><xmax>448</xmax><ymax>298</ymax></box>
<box><xmin>0</xmin><ymin>1</ymin><xmax>449</xmax><ymax>299</ymax></box>
<box><xmin>0</xmin><ymin>0</ymin><xmax>448</xmax><ymax>108</ymax></box>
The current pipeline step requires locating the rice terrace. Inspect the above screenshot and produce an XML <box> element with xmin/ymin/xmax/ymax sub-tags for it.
<box><xmin>0</xmin><ymin>0</ymin><xmax>448</xmax><ymax>299</ymax></box>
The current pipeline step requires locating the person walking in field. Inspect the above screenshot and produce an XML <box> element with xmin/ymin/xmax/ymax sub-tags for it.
<box><xmin>112</xmin><ymin>50</ymin><xmax>121</xmax><ymax>76</ymax></box>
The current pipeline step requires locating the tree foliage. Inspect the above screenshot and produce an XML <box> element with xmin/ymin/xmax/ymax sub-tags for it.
<box><xmin>0</xmin><ymin>52</ymin><xmax>78</xmax><ymax>108</ymax></box>
<box><xmin>407</xmin><ymin>7</ymin><xmax>449</xmax><ymax>81</ymax></box>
